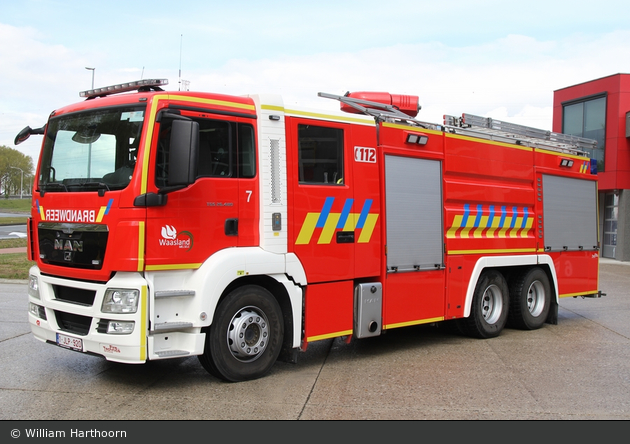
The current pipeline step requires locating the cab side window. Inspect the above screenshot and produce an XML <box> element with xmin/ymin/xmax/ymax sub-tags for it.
<box><xmin>197</xmin><ymin>120</ymin><xmax>256</xmax><ymax>178</ymax></box>
<box><xmin>155</xmin><ymin>116</ymin><xmax>256</xmax><ymax>187</ymax></box>
<box><xmin>198</xmin><ymin>120</ymin><xmax>231</xmax><ymax>177</ymax></box>
<box><xmin>298</xmin><ymin>124</ymin><xmax>344</xmax><ymax>185</ymax></box>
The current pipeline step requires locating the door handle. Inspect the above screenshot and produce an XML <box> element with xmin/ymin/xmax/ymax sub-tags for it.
<box><xmin>336</xmin><ymin>231</ymin><xmax>354</xmax><ymax>244</ymax></box>
<box><xmin>225</xmin><ymin>218</ymin><xmax>238</xmax><ymax>236</ymax></box>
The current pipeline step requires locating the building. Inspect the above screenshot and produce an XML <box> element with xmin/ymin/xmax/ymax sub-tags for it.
<box><xmin>553</xmin><ymin>73</ymin><xmax>630</xmax><ymax>262</ymax></box>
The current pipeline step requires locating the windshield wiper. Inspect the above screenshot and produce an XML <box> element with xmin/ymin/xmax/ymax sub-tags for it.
<box><xmin>37</xmin><ymin>182</ymin><xmax>68</xmax><ymax>197</ymax></box>
<box><xmin>41</xmin><ymin>182</ymin><xmax>69</xmax><ymax>192</ymax></box>
<box><xmin>39</xmin><ymin>181</ymin><xmax>111</xmax><ymax>196</ymax></box>
<box><xmin>67</xmin><ymin>181</ymin><xmax>111</xmax><ymax>197</ymax></box>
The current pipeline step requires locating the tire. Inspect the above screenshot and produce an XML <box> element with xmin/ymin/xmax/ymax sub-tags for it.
<box><xmin>198</xmin><ymin>285</ymin><xmax>284</xmax><ymax>382</ymax></box>
<box><xmin>461</xmin><ymin>270</ymin><xmax>509</xmax><ymax>339</ymax></box>
<box><xmin>508</xmin><ymin>267</ymin><xmax>551</xmax><ymax>330</ymax></box>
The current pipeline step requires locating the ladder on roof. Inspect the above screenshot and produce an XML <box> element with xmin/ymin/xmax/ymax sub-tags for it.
<box><xmin>443</xmin><ymin>113</ymin><xmax>597</xmax><ymax>156</ymax></box>
<box><xmin>319</xmin><ymin>91</ymin><xmax>596</xmax><ymax>157</ymax></box>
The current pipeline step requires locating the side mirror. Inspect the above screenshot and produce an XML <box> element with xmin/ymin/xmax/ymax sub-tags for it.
<box><xmin>168</xmin><ymin>119</ymin><xmax>199</xmax><ymax>187</ymax></box>
<box><xmin>15</xmin><ymin>125</ymin><xmax>45</xmax><ymax>145</ymax></box>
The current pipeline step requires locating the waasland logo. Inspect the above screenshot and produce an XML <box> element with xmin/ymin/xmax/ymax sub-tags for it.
<box><xmin>159</xmin><ymin>225</ymin><xmax>193</xmax><ymax>251</ymax></box>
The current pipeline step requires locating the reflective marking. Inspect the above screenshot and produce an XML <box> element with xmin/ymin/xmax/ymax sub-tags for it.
<box><xmin>357</xmin><ymin>199</ymin><xmax>373</xmax><ymax>229</ymax></box>
<box><xmin>36</xmin><ymin>200</ymin><xmax>45</xmax><ymax>220</ymax></box>
<box><xmin>358</xmin><ymin>214</ymin><xmax>379</xmax><ymax>243</ymax></box>
<box><xmin>337</xmin><ymin>199</ymin><xmax>354</xmax><ymax>229</ymax></box>
<box><xmin>447</xmin><ymin>204</ymin><xmax>534</xmax><ymax>239</ymax></box>
<box><xmin>95</xmin><ymin>198</ymin><xmax>114</xmax><ymax>222</ymax></box>
<box><xmin>307</xmin><ymin>329</ymin><xmax>353</xmax><ymax>342</ymax></box>
<box><xmin>296</xmin><ymin>198</ymin><xmax>379</xmax><ymax>245</ymax></box>
<box><xmin>137</xmin><ymin>221</ymin><xmax>145</xmax><ymax>272</ymax></box>
<box><xmin>296</xmin><ymin>213</ymin><xmax>319</xmax><ymax>244</ymax></box>
<box><xmin>318</xmin><ymin>213</ymin><xmax>340</xmax><ymax>244</ymax></box>
<box><xmin>316</xmin><ymin>197</ymin><xmax>335</xmax><ymax>228</ymax></box>
<box><xmin>473</xmin><ymin>204</ymin><xmax>484</xmax><ymax>238</ymax></box>
<box><xmin>139</xmin><ymin>285</ymin><xmax>147</xmax><ymax>361</ymax></box>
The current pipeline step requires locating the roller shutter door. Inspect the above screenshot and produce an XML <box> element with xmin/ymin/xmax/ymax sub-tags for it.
<box><xmin>385</xmin><ymin>155</ymin><xmax>443</xmax><ymax>271</ymax></box>
<box><xmin>543</xmin><ymin>174</ymin><xmax>598</xmax><ymax>251</ymax></box>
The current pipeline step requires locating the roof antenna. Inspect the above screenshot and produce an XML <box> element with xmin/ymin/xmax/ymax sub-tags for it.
<box><xmin>178</xmin><ymin>34</ymin><xmax>183</xmax><ymax>91</ymax></box>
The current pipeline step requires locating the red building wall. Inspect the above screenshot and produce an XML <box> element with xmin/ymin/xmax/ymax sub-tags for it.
<box><xmin>553</xmin><ymin>73</ymin><xmax>630</xmax><ymax>191</ymax></box>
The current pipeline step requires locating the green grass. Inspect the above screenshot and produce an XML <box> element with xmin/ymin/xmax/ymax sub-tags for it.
<box><xmin>0</xmin><ymin>198</ymin><xmax>31</xmax><ymax>212</ymax></box>
<box><xmin>0</xmin><ymin>216</ymin><xmax>29</xmax><ymax>225</ymax></box>
<box><xmin>0</xmin><ymin>238</ymin><xmax>28</xmax><ymax>249</ymax></box>
<box><xmin>0</xmin><ymin>229</ymin><xmax>30</xmax><ymax>281</ymax></box>
<box><xmin>0</xmin><ymin>198</ymin><xmax>31</xmax><ymax>225</ymax></box>
<box><xmin>0</xmin><ymin>201</ymin><xmax>38</xmax><ymax>279</ymax></box>
<box><xmin>0</xmin><ymin>252</ymin><xmax>31</xmax><ymax>280</ymax></box>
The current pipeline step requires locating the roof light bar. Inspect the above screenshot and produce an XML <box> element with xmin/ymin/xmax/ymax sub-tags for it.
<box><xmin>80</xmin><ymin>79</ymin><xmax>169</xmax><ymax>98</ymax></box>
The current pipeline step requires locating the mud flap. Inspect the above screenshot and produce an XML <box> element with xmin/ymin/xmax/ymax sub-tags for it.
<box><xmin>546</xmin><ymin>299</ymin><xmax>558</xmax><ymax>325</ymax></box>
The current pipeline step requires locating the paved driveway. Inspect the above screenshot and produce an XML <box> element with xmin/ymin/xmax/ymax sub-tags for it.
<box><xmin>0</xmin><ymin>259</ymin><xmax>628</xmax><ymax>422</ymax></box>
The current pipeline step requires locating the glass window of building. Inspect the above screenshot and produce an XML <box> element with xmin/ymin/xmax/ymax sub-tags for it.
<box><xmin>603</xmin><ymin>192</ymin><xmax>619</xmax><ymax>259</ymax></box>
<box><xmin>562</xmin><ymin>95</ymin><xmax>606</xmax><ymax>171</ymax></box>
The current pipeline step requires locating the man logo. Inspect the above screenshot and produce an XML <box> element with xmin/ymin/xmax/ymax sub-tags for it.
<box><xmin>54</xmin><ymin>239</ymin><xmax>83</xmax><ymax>252</ymax></box>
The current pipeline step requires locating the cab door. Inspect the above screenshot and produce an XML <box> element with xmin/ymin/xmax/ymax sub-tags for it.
<box><xmin>144</xmin><ymin>111</ymin><xmax>257</xmax><ymax>269</ymax></box>
<box><xmin>289</xmin><ymin>118</ymin><xmax>354</xmax><ymax>283</ymax></box>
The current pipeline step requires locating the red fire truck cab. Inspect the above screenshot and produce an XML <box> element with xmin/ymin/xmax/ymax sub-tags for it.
<box><xmin>18</xmin><ymin>79</ymin><xmax>601</xmax><ymax>381</ymax></box>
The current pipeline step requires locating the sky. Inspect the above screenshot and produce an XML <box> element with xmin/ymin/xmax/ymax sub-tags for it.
<box><xmin>1</xmin><ymin>0</ymin><xmax>630</xmax><ymax>167</ymax></box>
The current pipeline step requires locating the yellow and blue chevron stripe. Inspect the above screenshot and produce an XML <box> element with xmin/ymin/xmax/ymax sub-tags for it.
<box><xmin>447</xmin><ymin>204</ymin><xmax>534</xmax><ymax>239</ymax></box>
<box><xmin>95</xmin><ymin>198</ymin><xmax>114</xmax><ymax>223</ymax></box>
<box><xmin>296</xmin><ymin>197</ymin><xmax>379</xmax><ymax>244</ymax></box>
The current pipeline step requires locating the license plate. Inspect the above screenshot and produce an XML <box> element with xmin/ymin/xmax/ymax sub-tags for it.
<box><xmin>56</xmin><ymin>333</ymin><xmax>83</xmax><ymax>351</ymax></box>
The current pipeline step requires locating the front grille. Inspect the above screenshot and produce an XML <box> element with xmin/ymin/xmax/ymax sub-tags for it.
<box><xmin>53</xmin><ymin>285</ymin><xmax>96</xmax><ymax>306</ymax></box>
<box><xmin>54</xmin><ymin>311</ymin><xmax>92</xmax><ymax>336</ymax></box>
<box><xmin>38</xmin><ymin>222</ymin><xmax>108</xmax><ymax>270</ymax></box>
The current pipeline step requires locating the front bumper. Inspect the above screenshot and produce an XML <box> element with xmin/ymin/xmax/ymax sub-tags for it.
<box><xmin>27</xmin><ymin>266</ymin><xmax>149</xmax><ymax>364</ymax></box>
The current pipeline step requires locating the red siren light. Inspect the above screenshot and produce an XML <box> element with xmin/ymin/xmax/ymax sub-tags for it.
<box><xmin>341</xmin><ymin>92</ymin><xmax>420</xmax><ymax>118</ymax></box>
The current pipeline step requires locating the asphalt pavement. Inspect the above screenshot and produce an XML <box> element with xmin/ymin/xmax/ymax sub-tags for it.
<box><xmin>0</xmin><ymin>259</ymin><xmax>628</xmax><ymax>423</ymax></box>
<box><xmin>0</xmin><ymin>212</ymin><xmax>28</xmax><ymax>240</ymax></box>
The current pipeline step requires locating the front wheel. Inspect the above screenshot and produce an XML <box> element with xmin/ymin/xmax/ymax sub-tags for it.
<box><xmin>460</xmin><ymin>270</ymin><xmax>509</xmax><ymax>339</ymax></box>
<box><xmin>198</xmin><ymin>285</ymin><xmax>284</xmax><ymax>382</ymax></box>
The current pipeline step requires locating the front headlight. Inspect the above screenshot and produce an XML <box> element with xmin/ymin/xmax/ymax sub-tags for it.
<box><xmin>28</xmin><ymin>275</ymin><xmax>40</xmax><ymax>299</ymax></box>
<box><xmin>29</xmin><ymin>302</ymin><xmax>46</xmax><ymax>320</ymax></box>
<box><xmin>101</xmin><ymin>288</ymin><xmax>139</xmax><ymax>313</ymax></box>
<box><xmin>106</xmin><ymin>321</ymin><xmax>135</xmax><ymax>334</ymax></box>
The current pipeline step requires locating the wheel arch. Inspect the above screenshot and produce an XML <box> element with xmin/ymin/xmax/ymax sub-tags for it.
<box><xmin>179</xmin><ymin>247</ymin><xmax>304</xmax><ymax>352</ymax></box>
<box><xmin>215</xmin><ymin>274</ymin><xmax>301</xmax><ymax>358</ymax></box>
<box><xmin>463</xmin><ymin>255</ymin><xmax>559</xmax><ymax>318</ymax></box>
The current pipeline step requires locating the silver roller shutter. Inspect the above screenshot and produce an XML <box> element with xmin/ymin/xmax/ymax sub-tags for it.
<box><xmin>385</xmin><ymin>155</ymin><xmax>444</xmax><ymax>272</ymax></box>
<box><xmin>543</xmin><ymin>174</ymin><xmax>598</xmax><ymax>251</ymax></box>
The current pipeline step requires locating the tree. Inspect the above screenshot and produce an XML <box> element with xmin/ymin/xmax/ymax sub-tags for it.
<box><xmin>0</xmin><ymin>145</ymin><xmax>34</xmax><ymax>198</ymax></box>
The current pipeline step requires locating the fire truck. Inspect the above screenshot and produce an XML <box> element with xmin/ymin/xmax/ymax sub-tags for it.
<box><xmin>16</xmin><ymin>79</ymin><xmax>601</xmax><ymax>382</ymax></box>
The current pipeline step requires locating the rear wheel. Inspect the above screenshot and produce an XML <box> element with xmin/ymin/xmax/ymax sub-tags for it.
<box><xmin>198</xmin><ymin>285</ymin><xmax>284</xmax><ymax>382</ymax></box>
<box><xmin>461</xmin><ymin>270</ymin><xmax>509</xmax><ymax>339</ymax></box>
<box><xmin>508</xmin><ymin>267</ymin><xmax>551</xmax><ymax>330</ymax></box>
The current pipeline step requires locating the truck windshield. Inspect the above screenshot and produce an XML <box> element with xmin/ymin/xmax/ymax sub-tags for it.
<box><xmin>38</xmin><ymin>105</ymin><xmax>146</xmax><ymax>192</ymax></box>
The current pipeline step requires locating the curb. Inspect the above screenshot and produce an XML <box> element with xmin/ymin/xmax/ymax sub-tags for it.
<box><xmin>0</xmin><ymin>247</ymin><xmax>27</xmax><ymax>254</ymax></box>
<box><xmin>0</xmin><ymin>278</ymin><xmax>29</xmax><ymax>284</ymax></box>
